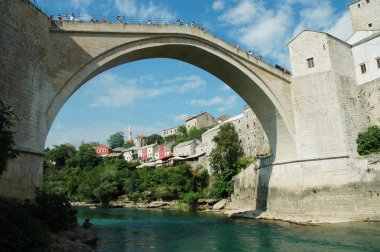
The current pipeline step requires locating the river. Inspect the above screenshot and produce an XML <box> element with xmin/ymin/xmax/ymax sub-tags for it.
<box><xmin>76</xmin><ymin>207</ymin><xmax>380</xmax><ymax>251</ymax></box>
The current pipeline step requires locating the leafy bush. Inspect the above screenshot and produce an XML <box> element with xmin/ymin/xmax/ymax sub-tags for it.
<box><xmin>31</xmin><ymin>188</ymin><xmax>77</xmax><ymax>232</ymax></box>
<box><xmin>0</xmin><ymin>99</ymin><xmax>18</xmax><ymax>176</ymax></box>
<box><xmin>210</xmin><ymin>176</ymin><xmax>234</xmax><ymax>199</ymax></box>
<box><xmin>180</xmin><ymin>192</ymin><xmax>200</xmax><ymax>207</ymax></box>
<box><xmin>0</xmin><ymin>198</ymin><xmax>49</xmax><ymax>250</ymax></box>
<box><xmin>357</xmin><ymin>126</ymin><xmax>380</xmax><ymax>155</ymax></box>
<box><xmin>129</xmin><ymin>192</ymin><xmax>140</xmax><ymax>202</ymax></box>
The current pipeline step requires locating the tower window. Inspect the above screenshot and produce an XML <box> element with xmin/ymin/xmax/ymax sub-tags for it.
<box><xmin>358</xmin><ymin>3</ymin><xmax>361</xmax><ymax>7</ymax></box>
<box><xmin>360</xmin><ymin>63</ymin><xmax>367</xmax><ymax>74</ymax></box>
<box><xmin>307</xmin><ymin>58</ymin><xmax>315</xmax><ymax>68</ymax></box>
<box><xmin>369</xmin><ymin>23</ymin><xmax>373</xmax><ymax>28</ymax></box>
<box><xmin>366</xmin><ymin>0</ymin><xmax>370</xmax><ymax>3</ymax></box>
<box><xmin>376</xmin><ymin>58</ymin><xmax>380</xmax><ymax>68</ymax></box>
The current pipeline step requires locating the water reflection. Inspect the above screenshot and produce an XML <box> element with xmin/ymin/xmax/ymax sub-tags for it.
<box><xmin>76</xmin><ymin>207</ymin><xmax>380</xmax><ymax>252</ymax></box>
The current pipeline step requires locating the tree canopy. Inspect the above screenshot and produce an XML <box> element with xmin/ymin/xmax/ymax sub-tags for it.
<box><xmin>45</xmin><ymin>144</ymin><xmax>76</xmax><ymax>169</ymax></box>
<box><xmin>209</xmin><ymin>123</ymin><xmax>243</xmax><ymax>198</ymax></box>
<box><xmin>107</xmin><ymin>131</ymin><xmax>124</xmax><ymax>149</ymax></box>
<box><xmin>0</xmin><ymin>99</ymin><xmax>18</xmax><ymax>176</ymax></box>
<box><xmin>71</xmin><ymin>142</ymin><xmax>101</xmax><ymax>169</ymax></box>
<box><xmin>146</xmin><ymin>134</ymin><xmax>164</xmax><ymax>145</ymax></box>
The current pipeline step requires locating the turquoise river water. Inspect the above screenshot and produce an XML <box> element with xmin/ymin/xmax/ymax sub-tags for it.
<box><xmin>76</xmin><ymin>207</ymin><xmax>380</xmax><ymax>251</ymax></box>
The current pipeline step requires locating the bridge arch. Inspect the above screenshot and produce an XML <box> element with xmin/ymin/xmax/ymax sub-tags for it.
<box><xmin>46</xmin><ymin>30</ymin><xmax>296</xmax><ymax>162</ymax></box>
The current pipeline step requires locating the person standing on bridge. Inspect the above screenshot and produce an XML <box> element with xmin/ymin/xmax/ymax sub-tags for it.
<box><xmin>69</xmin><ymin>12</ymin><xmax>75</xmax><ymax>21</ymax></box>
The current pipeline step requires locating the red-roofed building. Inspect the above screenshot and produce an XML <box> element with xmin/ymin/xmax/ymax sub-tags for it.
<box><xmin>95</xmin><ymin>144</ymin><xmax>112</xmax><ymax>157</ymax></box>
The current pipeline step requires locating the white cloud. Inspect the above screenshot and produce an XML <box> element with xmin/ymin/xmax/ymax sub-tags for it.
<box><xmin>216</xmin><ymin>0</ymin><xmax>353</xmax><ymax>68</ymax></box>
<box><xmin>212</xmin><ymin>0</ymin><xmax>225</xmax><ymax>11</ymax></box>
<box><xmin>115</xmin><ymin>0</ymin><xmax>175</xmax><ymax>20</ymax></box>
<box><xmin>326</xmin><ymin>11</ymin><xmax>353</xmax><ymax>41</ymax></box>
<box><xmin>86</xmin><ymin>73</ymin><xmax>206</xmax><ymax>107</ymax></box>
<box><xmin>177</xmin><ymin>76</ymin><xmax>206</xmax><ymax>93</ymax></box>
<box><xmin>190</xmin><ymin>96</ymin><xmax>224</xmax><ymax>106</ymax></box>
<box><xmin>173</xmin><ymin>114</ymin><xmax>191</xmax><ymax>122</ymax></box>
<box><xmin>299</xmin><ymin>1</ymin><xmax>336</xmax><ymax>30</ymax></box>
<box><xmin>190</xmin><ymin>95</ymin><xmax>238</xmax><ymax>113</ymax></box>
<box><xmin>219</xmin><ymin>0</ymin><xmax>264</xmax><ymax>25</ymax></box>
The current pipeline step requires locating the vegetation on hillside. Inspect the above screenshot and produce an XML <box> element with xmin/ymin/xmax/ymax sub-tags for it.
<box><xmin>209</xmin><ymin>123</ymin><xmax>244</xmax><ymax>198</ymax></box>
<box><xmin>357</xmin><ymin>125</ymin><xmax>380</xmax><ymax>155</ymax></box>
<box><xmin>0</xmin><ymin>99</ymin><xmax>18</xmax><ymax>176</ymax></box>
<box><xmin>0</xmin><ymin>189</ymin><xmax>78</xmax><ymax>250</ymax></box>
<box><xmin>44</xmin><ymin>146</ymin><xmax>209</xmax><ymax>204</ymax></box>
<box><xmin>164</xmin><ymin>125</ymin><xmax>208</xmax><ymax>147</ymax></box>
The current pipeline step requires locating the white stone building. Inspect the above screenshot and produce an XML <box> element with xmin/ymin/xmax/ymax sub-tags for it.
<box><xmin>162</xmin><ymin>126</ymin><xmax>179</xmax><ymax>137</ymax></box>
<box><xmin>202</xmin><ymin>106</ymin><xmax>269</xmax><ymax>158</ymax></box>
<box><xmin>185</xmin><ymin>112</ymin><xmax>215</xmax><ymax>131</ymax></box>
<box><xmin>123</xmin><ymin>146</ymin><xmax>139</xmax><ymax>162</ymax></box>
<box><xmin>287</xmin><ymin>0</ymin><xmax>380</xmax><ymax>159</ymax></box>
<box><xmin>173</xmin><ymin>139</ymin><xmax>201</xmax><ymax>157</ymax></box>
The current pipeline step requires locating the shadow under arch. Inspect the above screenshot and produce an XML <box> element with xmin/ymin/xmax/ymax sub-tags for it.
<box><xmin>45</xmin><ymin>35</ymin><xmax>296</xmax><ymax>164</ymax></box>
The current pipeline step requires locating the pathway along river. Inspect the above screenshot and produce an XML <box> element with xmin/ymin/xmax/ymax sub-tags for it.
<box><xmin>77</xmin><ymin>207</ymin><xmax>380</xmax><ymax>251</ymax></box>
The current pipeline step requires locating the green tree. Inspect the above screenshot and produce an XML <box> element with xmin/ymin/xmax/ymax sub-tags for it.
<box><xmin>146</xmin><ymin>134</ymin><xmax>164</xmax><ymax>145</ymax></box>
<box><xmin>123</xmin><ymin>141</ymin><xmax>135</xmax><ymax>149</ymax></box>
<box><xmin>357</xmin><ymin>125</ymin><xmax>380</xmax><ymax>155</ymax></box>
<box><xmin>107</xmin><ymin>131</ymin><xmax>124</xmax><ymax>148</ymax></box>
<box><xmin>72</xmin><ymin>142</ymin><xmax>101</xmax><ymax>169</ymax></box>
<box><xmin>45</xmin><ymin>144</ymin><xmax>76</xmax><ymax>169</ymax></box>
<box><xmin>177</xmin><ymin>125</ymin><xmax>187</xmax><ymax>135</ymax></box>
<box><xmin>209</xmin><ymin>123</ymin><xmax>243</xmax><ymax>198</ymax></box>
<box><xmin>0</xmin><ymin>99</ymin><xmax>18</xmax><ymax>176</ymax></box>
<box><xmin>187</xmin><ymin>126</ymin><xmax>208</xmax><ymax>141</ymax></box>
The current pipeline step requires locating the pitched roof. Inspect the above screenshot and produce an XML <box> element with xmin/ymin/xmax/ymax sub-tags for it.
<box><xmin>174</xmin><ymin>139</ymin><xmax>201</xmax><ymax>148</ymax></box>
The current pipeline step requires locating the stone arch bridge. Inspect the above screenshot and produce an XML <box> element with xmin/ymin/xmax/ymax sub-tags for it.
<box><xmin>1</xmin><ymin>1</ymin><xmax>379</xmax><ymax>222</ymax></box>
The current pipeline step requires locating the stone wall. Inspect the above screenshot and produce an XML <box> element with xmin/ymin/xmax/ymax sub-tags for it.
<box><xmin>358</xmin><ymin>77</ymin><xmax>380</xmax><ymax>126</ymax></box>
<box><xmin>0</xmin><ymin>0</ymin><xmax>50</xmax><ymax>199</ymax></box>
<box><xmin>349</xmin><ymin>0</ymin><xmax>380</xmax><ymax>32</ymax></box>
<box><xmin>228</xmin><ymin>156</ymin><xmax>380</xmax><ymax>223</ymax></box>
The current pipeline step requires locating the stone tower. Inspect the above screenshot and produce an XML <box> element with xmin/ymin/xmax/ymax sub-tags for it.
<box><xmin>128</xmin><ymin>124</ymin><xmax>132</xmax><ymax>141</ymax></box>
<box><xmin>349</xmin><ymin>0</ymin><xmax>380</xmax><ymax>32</ymax></box>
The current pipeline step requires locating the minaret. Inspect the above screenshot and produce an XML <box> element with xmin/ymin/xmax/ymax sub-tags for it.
<box><xmin>128</xmin><ymin>124</ymin><xmax>132</xmax><ymax>141</ymax></box>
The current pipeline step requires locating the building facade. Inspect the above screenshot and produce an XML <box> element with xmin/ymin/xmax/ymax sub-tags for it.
<box><xmin>95</xmin><ymin>144</ymin><xmax>112</xmax><ymax>157</ymax></box>
<box><xmin>202</xmin><ymin>106</ymin><xmax>269</xmax><ymax>158</ymax></box>
<box><xmin>185</xmin><ymin>112</ymin><xmax>215</xmax><ymax>131</ymax></box>
<box><xmin>162</xmin><ymin>126</ymin><xmax>179</xmax><ymax>137</ymax></box>
<box><xmin>123</xmin><ymin>146</ymin><xmax>139</xmax><ymax>161</ymax></box>
<box><xmin>349</xmin><ymin>0</ymin><xmax>380</xmax><ymax>32</ymax></box>
<box><xmin>173</xmin><ymin>139</ymin><xmax>201</xmax><ymax>157</ymax></box>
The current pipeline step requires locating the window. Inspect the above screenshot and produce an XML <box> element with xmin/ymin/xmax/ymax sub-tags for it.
<box><xmin>369</xmin><ymin>23</ymin><xmax>373</xmax><ymax>28</ymax></box>
<box><xmin>247</xmin><ymin>124</ymin><xmax>249</xmax><ymax>129</ymax></box>
<box><xmin>377</xmin><ymin>58</ymin><xmax>380</xmax><ymax>68</ymax></box>
<box><xmin>358</xmin><ymin>3</ymin><xmax>361</xmax><ymax>7</ymax></box>
<box><xmin>360</xmin><ymin>63</ymin><xmax>367</xmax><ymax>74</ymax></box>
<box><xmin>307</xmin><ymin>58</ymin><xmax>315</xmax><ymax>68</ymax></box>
<box><xmin>366</xmin><ymin>0</ymin><xmax>370</xmax><ymax>3</ymax></box>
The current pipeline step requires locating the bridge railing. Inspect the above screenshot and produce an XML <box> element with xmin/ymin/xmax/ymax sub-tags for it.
<box><xmin>28</xmin><ymin>1</ymin><xmax>292</xmax><ymax>76</ymax></box>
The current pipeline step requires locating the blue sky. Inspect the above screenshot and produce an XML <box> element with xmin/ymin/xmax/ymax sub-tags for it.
<box><xmin>42</xmin><ymin>0</ymin><xmax>354</xmax><ymax>147</ymax></box>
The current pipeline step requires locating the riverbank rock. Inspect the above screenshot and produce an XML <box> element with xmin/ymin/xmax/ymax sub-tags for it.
<box><xmin>197</xmin><ymin>199</ymin><xmax>219</xmax><ymax>210</ymax></box>
<box><xmin>47</xmin><ymin>225</ymin><xmax>98</xmax><ymax>251</ymax></box>
<box><xmin>148</xmin><ymin>201</ymin><xmax>169</xmax><ymax>208</ymax></box>
<box><xmin>213</xmin><ymin>199</ymin><xmax>228</xmax><ymax>210</ymax></box>
<box><xmin>70</xmin><ymin>202</ymin><xmax>99</xmax><ymax>207</ymax></box>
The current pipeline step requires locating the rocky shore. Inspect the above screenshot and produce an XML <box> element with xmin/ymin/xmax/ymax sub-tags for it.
<box><xmin>47</xmin><ymin>225</ymin><xmax>98</xmax><ymax>251</ymax></box>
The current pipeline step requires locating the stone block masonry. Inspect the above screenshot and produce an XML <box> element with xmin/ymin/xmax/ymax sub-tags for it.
<box><xmin>0</xmin><ymin>0</ymin><xmax>50</xmax><ymax>198</ymax></box>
